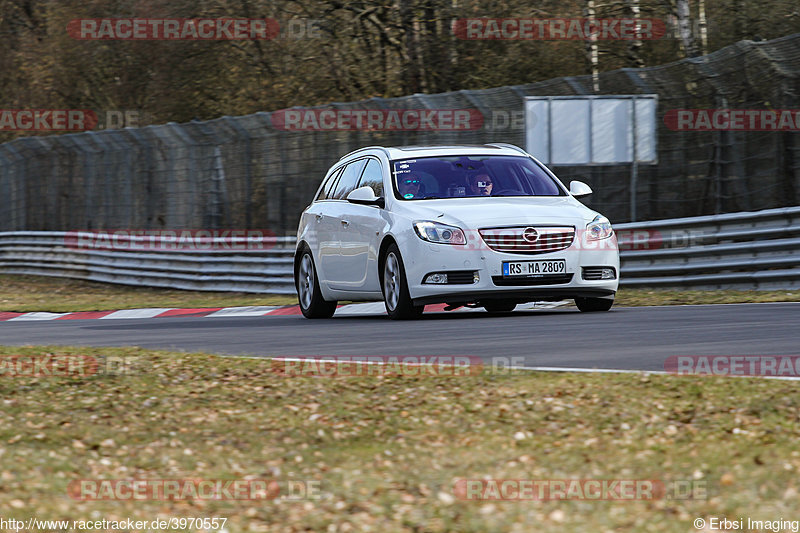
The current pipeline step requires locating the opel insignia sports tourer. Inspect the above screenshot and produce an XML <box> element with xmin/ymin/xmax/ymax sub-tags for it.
<box><xmin>294</xmin><ymin>144</ymin><xmax>619</xmax><ymax>319</ymax></box>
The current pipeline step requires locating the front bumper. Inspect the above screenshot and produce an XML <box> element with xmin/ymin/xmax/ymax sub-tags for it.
<box><xmin>400</xmin><ymin>233</ymin><xmax>620</xmax><ymax>305</ymax></box>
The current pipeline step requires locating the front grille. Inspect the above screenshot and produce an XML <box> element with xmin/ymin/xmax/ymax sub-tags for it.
<box><xmin>479</xmin><ymin>226</ymin><xmax>575</xmax><ymax>254</ymax></box>
<box><xmin>492</xmin><ymin>273</ymin><xmax>573</xmax><ymax>286</ymax></box>
<box><xmin>582</xmin><ymin>266</ymin><xmax>616</xmax><ymax>280</ymax></box>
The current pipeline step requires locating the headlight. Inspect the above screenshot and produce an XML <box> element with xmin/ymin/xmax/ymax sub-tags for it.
<box><xmin>413</xmin><ymin>221</ymin><xmax>466</xmax><ymax>245</ymax></box>
<box><xmin>586</xmin><ymin>215</ymin><xmax>613</xmax><ymax>241</ymax></box>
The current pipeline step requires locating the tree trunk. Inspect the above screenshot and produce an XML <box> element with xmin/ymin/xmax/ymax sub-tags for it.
<box><xmin>676</xmin><ymin>0</ymin><xmax>698</xmax><ymax>58</ymax></box>
<box><xmin>398</xmin><ymin>0</ymin><xmax>421</xmax><ymax>94</ymax></box>
<box><xmin>584</xmin><ymin>0</ymin><xmax>599</xmax><ymax>92</ymax></box>
<box><xmin>697</xmin><ymin>0</ymin><xmax>709</xmax><ymax>55</ymax></box>
<box><xmin>626</xmin><ymin>0</ymin><xmax>645</xmax><ymax>68</ymax></box>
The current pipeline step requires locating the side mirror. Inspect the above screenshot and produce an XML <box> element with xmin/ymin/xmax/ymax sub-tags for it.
<box><xmin>569</xmin><ymin>180</ymin><xmax>593</xmax><ymax>197</ymax></box>
<box><xmin>346</xmin><ymin>186</ymin><xmax>385</xmax><ymax>208</ymax></box>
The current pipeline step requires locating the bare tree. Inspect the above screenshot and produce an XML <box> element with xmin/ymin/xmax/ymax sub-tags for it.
<box><xmin>626</xmin><ymin>0</ymin><xmax>645</xmax><ymax>68</ymax></box>
<box><xmin>584</xmin><ymin>0</ymin><xmax>600</xmax><ymax>91</ymax></box>
<box><xmin>675</xmin><ymin>0</ymin><xmax>699</xmax><ymax>57</ymax></box>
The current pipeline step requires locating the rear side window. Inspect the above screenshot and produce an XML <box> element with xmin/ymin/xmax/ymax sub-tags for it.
<box><xmin>332</xmin><ymin>159</ymin><xmax>367</xmax><ymax>200</ymax></box>
<box><xmin>316</xmin><ymin>166</ymin><xmax>344</xmax><ymax>201</ymax></box>
<box><xmin>356</xmin><ymin>159</ymin><xmax>384</xmax><ymax>197</ymax></box>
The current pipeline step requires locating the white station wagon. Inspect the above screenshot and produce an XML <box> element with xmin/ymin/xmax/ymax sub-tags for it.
<box><xmin>294</xmin><ymin>144</ymin><xmax>619</xmax><ymax>319</ymax></box>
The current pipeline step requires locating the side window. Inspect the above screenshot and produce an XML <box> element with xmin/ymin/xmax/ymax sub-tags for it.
<box><xmin>520</xmin><ymin>163</ymin><xmax>561</xmax><ymax>196</ymax></box>
<box><xmin>332</xmin><ymin>159</ymin><xmax>367</xmax><ymax>200</ymax></box>
<box><xmin>316</xmin><ymin>167</ymin><xmax>344</xmax><ymax>201</ymax></box>
<box><xmin>356</xmin><ymin>159</ymin><xmax>385</xmax><ymax>197</ymax></box>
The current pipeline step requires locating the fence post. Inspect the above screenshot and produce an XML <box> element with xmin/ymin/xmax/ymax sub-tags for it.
<box><xmin>0</xmin><ymin>144</ymin><xmax>25</xmax><ymax>230</ymax></box>
<box><xmin>223</xmin><ymin>116</ymin><xmax>253</xmax><ymax>228</ymax></box>
<box><xmin>121</xmin><ymin>128</ymin><xmax>157</xmax><ymax>229</ymax></box>
<box><xmin>0</xmin><ymin>149</ymin><xmax>12</xmax><ymax>231</ymax></box>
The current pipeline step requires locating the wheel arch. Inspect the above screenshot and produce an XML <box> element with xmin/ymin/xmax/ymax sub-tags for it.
<box><xmin>377</xmin><ymin>235</ymin><xmax>399</xmax><ymax>287</ymax></box>
<box><xmin>294</xmin><ymin>240</ymin><xmax>311</xmax><ymax>278</ymax></box>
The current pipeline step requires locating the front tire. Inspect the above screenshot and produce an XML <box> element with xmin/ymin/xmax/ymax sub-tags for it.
<box><xmin>575</xmin><ymin>297</ymin><xmax>614</xmax><ymax>312</ymax></box>
<box><xmin>296</xmin><ymin>250</ymin><xmax>337</xmax><ymax>318</ymax></box>
<box><xmin>382</xmin><ymin>244</ymin><xmax>423</xmax><ymax>320</ymax></box>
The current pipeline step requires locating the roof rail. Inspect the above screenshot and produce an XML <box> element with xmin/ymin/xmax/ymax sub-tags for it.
<box><xmin>485</xmin><ymin>143</ymin><xmax>528</xmax><ymax>155</ymax></box>
<box><xmin>339</xmin><ymin>146</ymin><xmax>391</xmax><ymax>161</ymax></box>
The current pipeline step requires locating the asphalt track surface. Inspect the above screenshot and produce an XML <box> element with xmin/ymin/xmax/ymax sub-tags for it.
<box><xmin>0</xmin><ymin>302</ymin><xmax>798</xmax><ymax>372</ymax></box>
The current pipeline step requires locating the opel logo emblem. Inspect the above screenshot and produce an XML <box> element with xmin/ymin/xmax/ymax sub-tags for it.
<box><xmin>522</xmin><ymin>227</ymin><xmax>539</xmax><ymax>243</ymax></box>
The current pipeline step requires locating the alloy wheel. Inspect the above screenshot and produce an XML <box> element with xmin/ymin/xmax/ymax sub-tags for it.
<box><xmin>298</xmin><ymin>254</ymin><xmax>314</xmax><ymax>310</ymax></box>
<box><xmin>384</xmin><ymin>252</ymin><xmax>400</xmax><ymax>311</ymax></box>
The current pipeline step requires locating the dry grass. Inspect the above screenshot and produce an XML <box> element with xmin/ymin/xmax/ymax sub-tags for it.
<box><xmin>0</xmin><ymin>275</ymin><xmax>797</xmax><ymax>313</ymax></box>
<box><xmin>1</xmin><ymin>345</ymin><xmax>798</xmax><ymax>532</ymax></box>
<box><xmin>0</xmin><ymin>275</ymin><xmax>296</xmax><ymax>312</ymax></box>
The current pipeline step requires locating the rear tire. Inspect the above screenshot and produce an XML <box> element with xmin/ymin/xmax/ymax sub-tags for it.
<box><xmin>382</xmin><ymin>244</ymin><xmax>423</xmax><ymax>320</ymax></box>
<box><xmin>575</xmin><ymin>297</ymin><xmax>614</xmax><ymax>312</ymax></box>
<box><xmin>296</xmin><ymin>250</ymin><xmax>337</xmax><ymax>318</ymax></box>
<box><xmin>482</xmin><ymin>301</ymin><xmax>517</xmax><ymax>314</ymax></box>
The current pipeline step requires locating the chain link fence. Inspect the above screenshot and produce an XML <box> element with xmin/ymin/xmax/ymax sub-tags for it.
<box><xmin>1</xmin><ymin>34</ymin><xmax>799</xmax><ymax>235</ymax></box>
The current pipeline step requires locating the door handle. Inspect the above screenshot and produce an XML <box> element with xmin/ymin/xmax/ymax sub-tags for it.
<box><xmin>341</xmin><ymin>220</ymin><xmax>350</xmax><ymax>227</ymax></box>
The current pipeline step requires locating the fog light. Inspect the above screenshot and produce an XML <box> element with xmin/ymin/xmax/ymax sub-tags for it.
<box><xmin>425</xmin><ymin>273</ymin><xmax>448</xmax><ymax>284</ymax></box>
<box><xmin>600</xmin><ymin>268</ymin><xmax>616</xmax><ymax>280</ymax></box>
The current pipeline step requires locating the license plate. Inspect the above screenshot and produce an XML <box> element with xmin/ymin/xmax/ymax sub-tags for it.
<box><xmin>502</xmin><ymin>259</ymin><xmax>566</xmax><ymax>277</ymax></box>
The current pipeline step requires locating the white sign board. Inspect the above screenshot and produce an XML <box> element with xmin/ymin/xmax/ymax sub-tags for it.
<box><xmin>525</xmin><ymin>95</ymin><xmax>657</xmax><ymax>165</ymax></box>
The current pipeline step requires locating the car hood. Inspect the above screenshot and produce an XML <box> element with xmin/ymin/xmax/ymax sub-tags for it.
<box><xmin>395</xmin><ymin>197</ymin><xmax>597</xmax><ymax>229</ymax></box>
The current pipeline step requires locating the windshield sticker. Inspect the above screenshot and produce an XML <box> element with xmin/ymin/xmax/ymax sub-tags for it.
<box><xmin>403</xmin><ymin>193</ymin><xmax>414</xmax><ymax>199</ymax></box>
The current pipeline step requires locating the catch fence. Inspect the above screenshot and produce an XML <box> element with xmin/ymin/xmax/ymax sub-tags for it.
<box><xmin>1</xmin><ymin>34</ymin><xmax>799</xmax><ymax>234</ymax></box>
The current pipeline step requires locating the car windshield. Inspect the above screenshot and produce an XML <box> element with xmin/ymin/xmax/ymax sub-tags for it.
<box><xmin>391</xmin><ymin>155</ymin><xmax>565</xmax><ymax>200</ymax></box>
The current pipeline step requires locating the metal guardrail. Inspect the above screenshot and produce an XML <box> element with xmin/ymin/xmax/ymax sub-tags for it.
<box><xmin>0</xmin><ymin>232</ymin><xmax>298</xmax><ymax>294</ymax></box>
<box><xmin>0</xmin><ymin>206</ymin><xmax>798</xmax><ymax>294</ymax></box>
<box><xmin>615</xmin><ymin>206</ymin><xmax>800</xmax><ymax>289</ymax></box>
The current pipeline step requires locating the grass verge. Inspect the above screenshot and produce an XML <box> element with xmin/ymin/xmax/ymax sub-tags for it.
<box><xmin>1</xmin><ymin>345</ymin><xmax>798</xmax><ymax>532</ymax></box>
<box><xmin>0</xmin><ymin>275</ymin><xmax>297</xmax><ymax>312</ymax></box>
<box><xmin>615</xmin><ymin>289</ymin><xmax>800</xmax><ymax>307</ymax></box>
<box><xmin>0</xmin><ymin>274</ymin><xmax>797</xmax><ymax>312</ymax></box>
